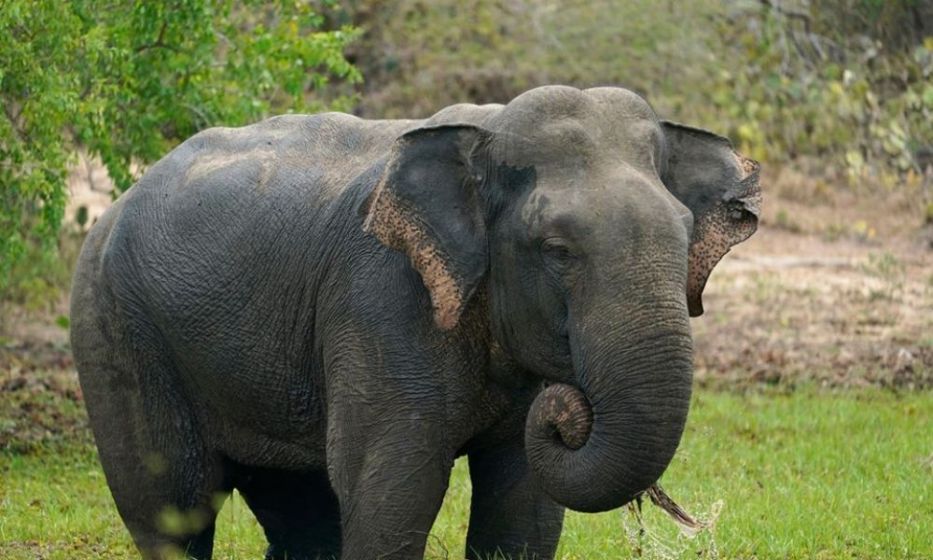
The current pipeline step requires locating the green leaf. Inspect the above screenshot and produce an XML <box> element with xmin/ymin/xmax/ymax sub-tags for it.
<box><xmin>0</xmin><ymin>0</ymin><xmax>359</xmax><ymax>292</ymax></box>
<box><xmin>55</xmin><ymin>315</ymin><xmax>70</xmax><ymax>329</ymax></box>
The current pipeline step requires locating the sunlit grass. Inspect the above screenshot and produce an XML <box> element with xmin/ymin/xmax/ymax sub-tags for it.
<box><xmin>2</xmin><ymin>388</ymin><xmax>930</xmax><ymax>559</ymax></box>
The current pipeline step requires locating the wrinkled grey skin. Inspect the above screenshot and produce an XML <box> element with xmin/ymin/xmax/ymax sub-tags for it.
<box><xmin>71</xmin><ymin>85</ymin><xmax>760</xmax><ymax>560</ymax></box>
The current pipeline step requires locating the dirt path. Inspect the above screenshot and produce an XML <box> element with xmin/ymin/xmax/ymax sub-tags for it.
<box><xmin>695</xmin><ymin>171</ymin><xmax>932</xmax><ymax>388</ymax></box>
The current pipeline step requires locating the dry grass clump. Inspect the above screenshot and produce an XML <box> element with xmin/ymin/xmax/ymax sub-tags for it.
<box><xmin>624</xmin><ymin>484</ymin><xmax>724</xmax><ymax>559</ymax></box>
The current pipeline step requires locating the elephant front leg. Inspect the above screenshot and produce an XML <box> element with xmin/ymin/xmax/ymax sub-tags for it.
<box><xmin>466</xmin><ymin>441</ymin><xmax>565</xmax><ymax>560</ymax></box>
<box><xmin>327</xmin><ymin>411</ymin><xmax>453</xmax><ymax>559</ymax></box>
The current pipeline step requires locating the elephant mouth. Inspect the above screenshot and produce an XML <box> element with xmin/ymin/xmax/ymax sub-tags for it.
<box><xmin>528</xmin><ymin>383</ymin><xmax>593</xmax><ymax>450</ymax></box>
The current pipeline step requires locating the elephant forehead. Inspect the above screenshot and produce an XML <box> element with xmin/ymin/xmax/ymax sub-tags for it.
<box><xmin>519</xmin><ymin>168</ymin><xmax>675</xmax><ymax>236</ymax></box>
<box><xmin>492</xmin><ymin>120</ymin><xmax>596</xmax><ymax>165</ymax></box>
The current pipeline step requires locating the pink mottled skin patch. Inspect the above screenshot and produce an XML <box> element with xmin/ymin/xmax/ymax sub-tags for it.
<box><xmin>687</xmin><ymin>152</ymin><xmax>760</xmax><ymax>316</ymax></box>
<box><xmin>364</xmin><ymin>183</ymin><xmax>465</xmax><ymax>331</ymax></box>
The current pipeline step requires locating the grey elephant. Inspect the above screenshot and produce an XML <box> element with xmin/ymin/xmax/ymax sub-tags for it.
<box><xmin>71</xmin><ymin>85</ymin><xmax>760</xmax><ymax>559</ymax></box>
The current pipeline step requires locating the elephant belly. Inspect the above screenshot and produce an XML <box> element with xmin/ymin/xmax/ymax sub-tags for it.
<box><xmin>174</xmin><ymin>341</ymin><xmax>328</xmax><ymax>471</ymax></box>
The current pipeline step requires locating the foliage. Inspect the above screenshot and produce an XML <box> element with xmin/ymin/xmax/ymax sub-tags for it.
<box><xmin>326</xmin><ymin>0</ymin><xmax>931</xmax><ymax>186</ymax></box>
<box><xmin>323</xmin><ymin>0</ymin><xmax>724</xmax><ymax>118</ymax></box>
<box><xmin>711</xmin><ymin>0</ymin><xmax>933</xmax><ymax>187</ymax></box>
<box><xmin>0</xmin><ymin>0</ymin><xmax>360</xmax><ymax>292</ymax></box>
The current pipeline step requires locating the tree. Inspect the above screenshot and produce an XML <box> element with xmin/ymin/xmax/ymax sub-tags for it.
<box><xmin>0</xmin><ymin>0</ymin><xmax>360</xmax><ymax>291</ymax></box>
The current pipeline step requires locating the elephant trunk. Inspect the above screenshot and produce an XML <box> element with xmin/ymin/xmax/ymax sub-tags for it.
<box><xmin>524</xmin><ymin>300</ymin><xmax>693</xmax><ymax>513</ymax></box>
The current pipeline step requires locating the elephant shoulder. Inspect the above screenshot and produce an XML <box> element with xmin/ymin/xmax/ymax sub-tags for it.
<box><xmin>171</xmin><ymin>113</ymin><xmax>414</xmax><ymax>188</ymax></box>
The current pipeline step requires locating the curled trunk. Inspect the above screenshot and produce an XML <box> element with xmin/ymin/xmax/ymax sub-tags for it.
<box><xmin>524</xmin><ymin>305</ymin><xmax>693</xmax><ymax>512</ymax></box>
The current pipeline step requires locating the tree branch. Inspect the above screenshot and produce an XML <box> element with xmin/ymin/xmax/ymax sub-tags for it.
<box><xmin>135</xmin><ymin>21</ymin><xmax>175</xmax><ymax>53</ymax></box>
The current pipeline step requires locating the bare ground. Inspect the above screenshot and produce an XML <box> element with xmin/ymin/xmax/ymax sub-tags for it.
<box><xmin>694</xmin><ymin>167</ymin><xmax>932</xmax><ymax>389</ymax></box>
<box><xmin>1</xmin><ymin>164</ymin><xmax>931</xmax><ymax>449</ymax></box>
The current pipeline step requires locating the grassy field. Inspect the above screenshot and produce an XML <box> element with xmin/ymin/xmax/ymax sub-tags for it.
<box><xmin>2</xmin><ymin>384</ymin><xmax>930</xmax><ymax>559</ymax></box>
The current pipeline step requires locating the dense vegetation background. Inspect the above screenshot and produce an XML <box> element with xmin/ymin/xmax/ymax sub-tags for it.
<box><xmin>1</xmin><ymin>0</ymin><xmax>360</xmax><ymax>298</ymax></box>
<box><xmin>335</xmin><ymin>0</ymin><xmax>931</xmax><ymax>178</ymax></box>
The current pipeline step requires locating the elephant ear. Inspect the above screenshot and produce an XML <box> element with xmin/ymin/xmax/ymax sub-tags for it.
<box><xmin>363</xmin><ymin>125</ymin><xmax>491</xmax><ymax>330</ymax></box>
<box><xmin>661</xmin><ymin>121</ymin><xmax>761</xmax><ymax>317</ymax></box>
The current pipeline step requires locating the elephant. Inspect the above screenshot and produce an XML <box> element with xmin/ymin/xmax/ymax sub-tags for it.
<box><xmin>70</xmin><ymin>85</ymin><xmax>760</xmax><ymax>560</ymax></box>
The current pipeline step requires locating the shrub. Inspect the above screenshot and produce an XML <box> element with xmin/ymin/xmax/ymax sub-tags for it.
<box><xmin>0</xmin><ymin>0</ymin><xmax>360</xmax><ymax>294</ymax></box>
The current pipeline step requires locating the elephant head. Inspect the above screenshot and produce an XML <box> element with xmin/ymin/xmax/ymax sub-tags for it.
<box><xmin>363</xmin><ymin>86</ymin><xmax>760</xmax><ymax>512</ymax></box>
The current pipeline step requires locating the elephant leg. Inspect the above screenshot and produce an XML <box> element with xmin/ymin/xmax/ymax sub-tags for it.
<box><xmin>81</xmin><ymin>358</ymin><xmax>227</xmax><ymax>559</ymax></box>
<box><xmin>235</xmin><ymin>468</ymin><xmax>341</xmax><ymax>560</ymax></box>
<box><xmin>326</xmin><ymin>413</ymin><xmax>453</xmax><ymax>559</ymax></box>
<box><xmin>465</xmin><ymin>439</ymin><xmax>564</xmax><ymax>559</ymax></box>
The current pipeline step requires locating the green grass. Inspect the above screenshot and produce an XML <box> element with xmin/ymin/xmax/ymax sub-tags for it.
<box><xmin>1</xmin><ymin>388</ymin><xmax>931</xmax><ymax>559</ymax></box>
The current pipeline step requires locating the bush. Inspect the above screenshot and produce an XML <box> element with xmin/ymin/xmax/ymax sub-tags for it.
<box><xmin>710</xmin><ymin>0</ymin><xmax>932</xmax><ymax>186</ymax></box>
<box><xmin>0</xmin><ymin>0</ymin><xmax>360</xmax><ymax>294</ymax></box>
<box><xmin>328</xmin><ymin>0</ymin><xmax>931</xmax><ymax>185</ymax></box>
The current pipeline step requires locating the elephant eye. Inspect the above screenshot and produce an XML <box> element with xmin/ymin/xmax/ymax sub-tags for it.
<box><xmin>541</xmin><ymin>238</ymin><xmax>579</xmax><ymax>271</ymax></box>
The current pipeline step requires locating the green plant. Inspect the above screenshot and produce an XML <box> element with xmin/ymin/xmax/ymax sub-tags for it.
<box><xmin>862</xmin><ymin>251</ymin><xmax>905</xmax><ymax>280</ymax></box>
<box><xmin>708</xmin><ymin>1</ymin><xmax>932</xmax><ymax>185</ymax></box>
<box><xmin>0</xmin><ymin>0</ymin><xmax>360</xmax><ymax>292</ymax></box>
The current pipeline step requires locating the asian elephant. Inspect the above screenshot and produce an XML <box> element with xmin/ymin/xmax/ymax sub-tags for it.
<box><xmin>70</xmin><ymin>85</ymin><xmax>760</xmax><ymax>560</ymax></box>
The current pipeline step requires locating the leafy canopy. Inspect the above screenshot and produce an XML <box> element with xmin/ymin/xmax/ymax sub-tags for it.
<box><xmin>0</xmin><ymin>0</ymin><xmax>359</xmax><ymax>289</ymax></box>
